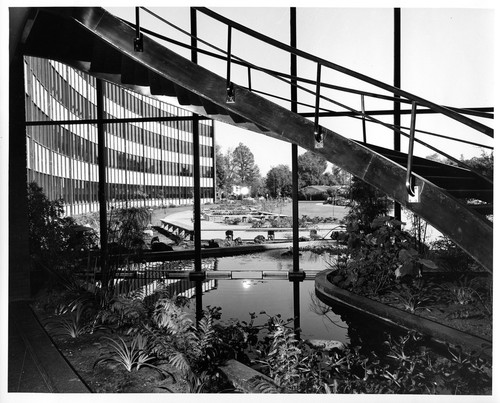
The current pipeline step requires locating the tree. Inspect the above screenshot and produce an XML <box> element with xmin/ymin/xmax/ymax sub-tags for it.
<box><xmin>462</xmin><ymin>150</ymin><xmax>493</xmax><ymax>180</ymax></box>
<box><xmin>215</xmin><ymin>145</ymin><xmax>238</xmax><ymax>197</ymax></box>
<box><xmin>215</xmin><ymin>145</ymin><xmax>229</xmax><ymax>196</ymax></box>
<box><xmin>249</xmin><ymin>174</ymin><xmax>266</xmax><ymax>197</ymax></box>
<box><xmin>331</xmin><ymin>165</ymin><xmax>351</xmax><ymax>185</ymax></box>
<box><xmin>216</xmin><ymin>142</ymin><xmax>263</xmax><ymax>197</ymax></box>
<box><xmin>266</xmin><ymin>165</ymin><xmax>292</xmax><ymax>198</ymax></box>
<box><xmin>232</xmin><ymin>143</ymin><xmax>260</xmax><ymax>187</ymax></box>
<box><xmin>344</xmin><ymin>177</ymin><xmax>390</xmax><ymax>233</ymax></box>
<box><xmin>321</xmin><ymin>172</ymin><xmax>337</xmax><ymax>186</ymax></box>
<box><xmin>297</xmin><ymin>150</ymin><xmax>327</xmax><ymax>188</ymax></box>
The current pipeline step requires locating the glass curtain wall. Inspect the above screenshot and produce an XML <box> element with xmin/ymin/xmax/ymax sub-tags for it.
<box><xmin>24</xmin><ymin>56</ymin><xmax>215</xmax><ymax>216</ymax></box>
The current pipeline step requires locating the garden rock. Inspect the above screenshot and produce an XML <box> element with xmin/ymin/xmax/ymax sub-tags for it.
<box><xmin>306</xmin><ymin>339</ymin><xmax>345</xmax><ymax>351</ymax></box>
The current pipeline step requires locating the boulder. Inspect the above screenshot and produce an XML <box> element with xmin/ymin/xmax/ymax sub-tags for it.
<box><xmin>305</xmin><ymin>339</ymin><xmax>345</xmax><ymax>351</ymax></box>
<box><xmin>254</xmin><ymin>235</ymin><xmax>266</xmax><ymax>244</ymax></box>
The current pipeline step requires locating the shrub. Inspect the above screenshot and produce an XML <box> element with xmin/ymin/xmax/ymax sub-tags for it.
<box><xmin>329</xmin><ymin>217</ymin><xmax>437</xmax><ymax>295</ymax></box>
<box><xmin>27</xmin><ymin>182</ymin><xmax>96</xmax><ymax>268</ymax></box>
<box><xmin>429</xmin><ymin>236</ymin><xmax>478</xmax><ymax>272</ymax></box>
<box><xmin>108</xmin><ymin>207</ymin><xmax>150</xmax><ymax>252</ymax></box>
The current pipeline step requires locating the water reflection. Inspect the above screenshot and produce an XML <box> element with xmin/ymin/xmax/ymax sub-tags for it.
<box><xmin>198</xmin><ymin>250</ymin><xmax>349</xmax><ymax>343</ymax></box>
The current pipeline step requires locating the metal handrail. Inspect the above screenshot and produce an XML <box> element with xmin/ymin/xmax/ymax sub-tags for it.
<box><xmin>131</xmin><ymin>7</ymin><xmax>493</xmax><ymax>186</ymax></box>
<box><xmin>130</xmin><ymin>20</ymin><xmax>494</xmax><ymax>122</ymax></box>
<box><xmin>193</xmin><ymin>7</ymin><xmax>493</xmax><ymax>137</ymax></box>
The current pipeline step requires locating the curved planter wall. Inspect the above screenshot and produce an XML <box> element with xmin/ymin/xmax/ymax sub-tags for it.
<box><xmin>315</xmin><ymin>270</ymin><xmax>491</xmax><ymax>358</ymax></box>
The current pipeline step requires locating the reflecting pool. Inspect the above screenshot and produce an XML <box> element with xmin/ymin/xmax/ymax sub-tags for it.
<box><xmin>199</xmin><ymin>249</ymin><xmax>349</xmax><ymax>343</ymax></box>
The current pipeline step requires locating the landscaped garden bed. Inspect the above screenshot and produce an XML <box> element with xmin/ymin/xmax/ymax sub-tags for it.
<box><xmin>32</xmin><ymin>279</ymin><xmax>493</xmax><ymax>394</ymax></box>
<box><xmin>26</xmin><ymin>181</ymin><xmax>493</xmax><ymax>394</ymax></box>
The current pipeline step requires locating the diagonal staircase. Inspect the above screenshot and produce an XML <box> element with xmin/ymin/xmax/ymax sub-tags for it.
<box><xmin>16</xmin><ymin>7</ymin><xmax>493</xmax><ymax>272</ymax></box>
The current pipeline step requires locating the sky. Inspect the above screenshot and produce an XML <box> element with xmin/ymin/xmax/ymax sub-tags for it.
<box><xmin>103</xmin><ymin>4</ymin><xmax>496</xmax><ymax>175</ymax></box>
<box><xmin>2</xmin><ymin>4</ymin><xmax>492</xmax><ymax>176</ymax></box>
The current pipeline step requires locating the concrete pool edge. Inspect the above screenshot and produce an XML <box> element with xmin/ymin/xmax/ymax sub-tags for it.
<box><xmin>315</xmin><ymin>270</ymin><xmax>492</xmax><ymax>358</ymax></box>
<box><xmin>126</xmin><ymin>239</ymin><xmax>340</xmax><ymax>262</ymax></box>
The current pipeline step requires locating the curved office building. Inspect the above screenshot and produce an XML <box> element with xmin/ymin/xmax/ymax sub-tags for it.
<box><xmin>24</xmin><ymin>56</ymin><xmax>215</xmax><ymax>216</ymax></box>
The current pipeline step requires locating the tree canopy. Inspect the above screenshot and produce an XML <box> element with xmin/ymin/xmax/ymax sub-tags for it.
<box><xmin>297</xmin><ymin>150</ymin><xmax>328</xmax><ymax>188</ymax></box>
<box><xmin>232</xmin><ymin>143</ymin><xmax>260</xmax><ymax>186</ymax></box>
<box><xmin>266</xmin><ymin>165</ymin><xmax>292</xmax><ymax>198</ymax></box>
<box><xmin>215</xmin><ymin>142</ymin><xmax>262</xmax><ymax>197</ymax></box>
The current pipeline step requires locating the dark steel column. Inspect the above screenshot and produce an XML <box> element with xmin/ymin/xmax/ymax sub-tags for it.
<box><xmin>96</xmin><ymin>79</ymin><xmax>109</xmax><ymax>290</ymax></box>
<box><xmin>9</xmin><ymin>28</ymin><xmax>31</xmax><ymax>300</ymax></box>
<box><xmin>211</xmin><ymin>124</ymin><xmax>216</xmax><ymax>203</ymax></box>
<box><xmin>290</xmin><ymin>7</ymin><xmax>301</xmax><ymax>339</ymax></box>
<box><xmin>393</xmin><ymin>8</ymin><xmax>402</xmax><ymax>222</ymax></box>
<box><xmin>191</xmin><ymin>7</ymin><xmax>203</xmax><ymax>323</ymax></box>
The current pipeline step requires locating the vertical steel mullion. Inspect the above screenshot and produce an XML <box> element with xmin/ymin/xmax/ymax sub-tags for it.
<box><xmin>290</xmin><ymin>6</ymin><xmax>301</xmax><ymax>340</ymax></box>
<box><xmin>191</xmin><ymin>7</ymin><xmax>203</xmax><ymax>324</ymax></box>
<box><xmin>394</xmin><ymin>8</ymin><xmax>402</xmax><ymax>221</ymax></box>
<box><xmin>96</xmin><ymin>79</ymin><xmax>109</xmax><ymax>290</ymax></box>
<box><xmin>211</xmin><ymin>124</ymin><xmax>216</xmax><ymax>203</ymax></box>
<box><xmin>406</xmin><ymin>101</ymin><xmax>417</xmax><ymax>197</ymax></box>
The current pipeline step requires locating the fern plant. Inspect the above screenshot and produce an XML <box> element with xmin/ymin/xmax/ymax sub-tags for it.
<box><xmin>147</xmin><ymin>299</ymin><xmax>227</xmax><ymax>392</ymax></box>
<box><xmin>97</xmin><ymin>293</ymin><xmax>147</xmax><ymax>329</ymax></box>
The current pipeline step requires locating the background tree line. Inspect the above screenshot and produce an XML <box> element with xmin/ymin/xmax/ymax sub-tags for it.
<box><xmin>216</xmin><ymin>141</ymin><xmax>493</xmax><ymax>200</ymax></box>
<box><xmin>216</xmin><ymin>143</ymin><xmax>350</xmax><ymax>199</ymax></box>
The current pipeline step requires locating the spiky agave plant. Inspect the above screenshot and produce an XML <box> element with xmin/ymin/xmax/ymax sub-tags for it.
<box><xmin>94</xmin><ymin>334</ymin><xmax>156</xmax><ymax>372</ymax></box>
<box><xmin>45</xmin><ymin>301</ymin><xmax>92</xmax><ymax>338</ymax></box>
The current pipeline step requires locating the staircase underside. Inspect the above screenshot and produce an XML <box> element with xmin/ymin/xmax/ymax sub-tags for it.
<box><xmin>19</xmin><ymin>7</ymin><xmax>493</xmax><ymax>272</ymax></box>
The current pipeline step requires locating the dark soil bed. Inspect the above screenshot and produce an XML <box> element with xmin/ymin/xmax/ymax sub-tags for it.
<box><xmin>51</xmin><ymin>332</ymin><xmax>187</xmax><ymax>393</ymax></box>
<box><xmin>31</xmin><ymin>304</ymin><xmax>190</xmax><ymax>394</ymax></box>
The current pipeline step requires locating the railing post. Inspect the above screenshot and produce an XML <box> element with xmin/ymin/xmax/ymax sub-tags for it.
<box><xmin>226</xmin><ymin>26</ymin><xmax>235</xmax><ymax>103</ymax></box>
<box><xmin>361</xmin><ymin>95</ymin><xmax>367</xmax><ymax>143</ymax></box>
<box><xmin>406</xmin><ymin>101</ymin><xmax>417</xmax><ymax>197</ymax></box>
<box><xmin>247</xmin><ymin>66</ymin><xmax>252</xmax><ymax>91</ymax></box>
<box><xmin>134</xmin><ymin>7</ymin><xmax>143</xmax><ymax>52</ymax></box>
<box><xmin>314</xmin><ymin>63</ymin><xmax>323</xmax><ymax>148</ymax></box>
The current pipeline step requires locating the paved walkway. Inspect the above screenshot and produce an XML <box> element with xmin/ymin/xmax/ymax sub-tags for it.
<box><xmin>8</xmin><ymin>301</ymin><xmax>90</xmax><ymax>393</ymax></box>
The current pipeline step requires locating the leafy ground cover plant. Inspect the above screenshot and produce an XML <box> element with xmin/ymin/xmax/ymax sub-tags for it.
<box><xmin>254</xmin><ymin>319</ymin><xmax>492</xmax><ymax>394</ymax></box>
<box><xmin>35</xmin><ymin>278</ymin><xmax>492</xmax><ymax>395</ymax></box>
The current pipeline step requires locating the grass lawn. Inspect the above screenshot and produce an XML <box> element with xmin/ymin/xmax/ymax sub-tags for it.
<box><xmin>270</xmin><ymin>200</ymin><xmax>348</xmax><ymax>220</ymax></box>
